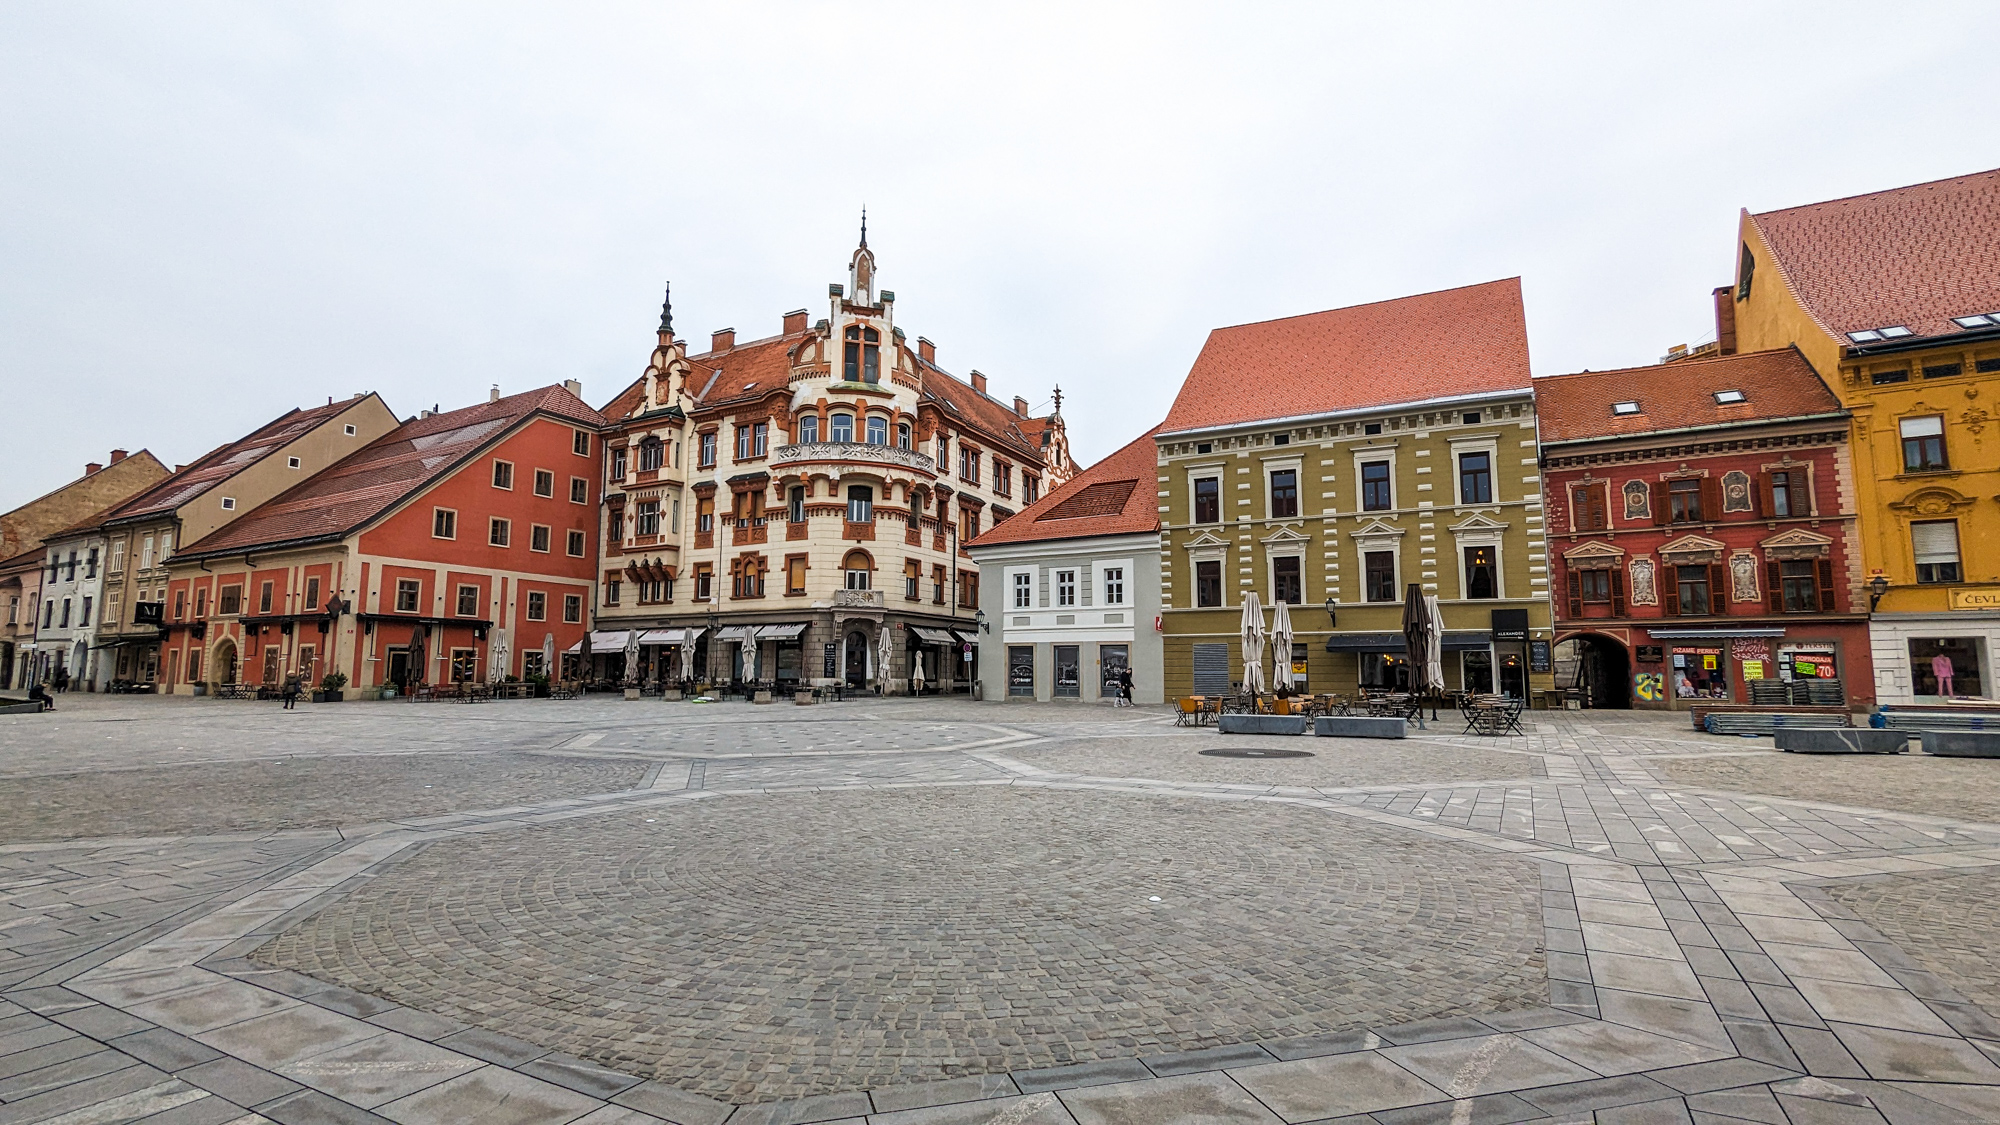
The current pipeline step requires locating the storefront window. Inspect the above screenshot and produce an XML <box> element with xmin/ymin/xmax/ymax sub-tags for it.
<box><xmin>1361</xmin><ymin>652</ymin><xmax>1410</xmax><ymax>691</ymax></box>
<box><xmin>1671</xmin><ymin>646</ymin><xmax>1728</xmax><ymax>700</ymax></box>
<box><xmin>1008</xmin><ymin>645</ymin><xmax>1036</xmax><ymax>697</ymax></box>
<box><xmin>1910</xmin><ymin>637</ymin><xmax>1986</xmax><ymax>699</ymax></box>
<box><xmin>1461</xmin><ymin>650</ymin><xmax>1493</xmax><ymax>693</ymax></box>
<box><xmin>1054</xmin><ymin>645</ymin><xmax>1081</xmax><ymax>698</ymax></box>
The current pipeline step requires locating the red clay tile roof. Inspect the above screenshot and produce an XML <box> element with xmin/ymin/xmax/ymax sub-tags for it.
<box><xmin>98</xmin><ymin>400</ymin><xmax>363</xmax><ymax>526</ymax></box>
<box><xmin>177</xmin><ymin>386</ymin><xmax>604</xmax><ymax>558</ymax></box>
<box><xmin>1748</xmin><ymin>168</ymin><xmax>2000</xmax><ymax>342</ymax></box>
<box><xmin>685</xmin><ymin>331</ymin><xmax>812</xmax><ymax>410</ymax></box>
<box><xmin>1160</xmin><ymin>279</ymin><xmax>1532</xmax><ymax>435</ymax></box>
<box><xmin>1535</xmin><ymin>347</ymin><xmax>1842</xmax><ymax>445</ymax></box>
<box><xmin>915</xmin><ymin>358</ymin><xmax>1051</xmax><ymax>465</ymax></box>
<box><xmin>968</xmin><ymin>426</ymin><xmax>1159</xmax><ymax>548</ymax></box>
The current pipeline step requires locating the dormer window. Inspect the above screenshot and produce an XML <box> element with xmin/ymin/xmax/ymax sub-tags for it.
<box><xmin>844</xmin><ymin>325</ymin><xmax>881</xmax><ymax>382</ymax></box>
<box><xmin>1713</xmin><ymin>390</ymin><xmax>1746</xmax><ymax>404</ymax></box>
<box><xmin>1612</xmin><ymin>401</ymin><xmax>1641</xmax><ymax>415</ymax></box>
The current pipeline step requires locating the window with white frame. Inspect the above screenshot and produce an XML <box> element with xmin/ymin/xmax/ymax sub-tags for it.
<box><xmin>1055</xmin><ymin>569</ymin><xmax>1076</xmax><ymax>607</ymax></box>
<box><xmin>1014</xmin><ymin>572</ymin><xmax>1033</xmax><ymax>609</ymax></box>
<box><xmin>1102</xmin><ymin>566</ymin><xmax>1125</xmax><ymax>606</ymax></box>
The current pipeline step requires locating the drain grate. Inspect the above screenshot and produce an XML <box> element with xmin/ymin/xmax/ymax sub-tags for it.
<box><xmin>1199</xmin><ymin>746</ymin><xmax>1315</xmax><ymax>759</ymax></box>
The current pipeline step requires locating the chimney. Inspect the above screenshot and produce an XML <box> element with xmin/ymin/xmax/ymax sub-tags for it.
<box><xmin>917</xmin><ymin>337</ymin><xmax>936</xmax><ymax>363</ymax></box>
<box><xmin>174</xmin><ymin>464</ymin><xmax>186</xmax><ymax>472</ymax></box>
<box><xmin>85</xmin><ymin>462</ymin><xmax>103</xmax><ymax>475</ymax></box>
<box><xmin>711</xmin><ymin>327</ymin><xmax>735</xmax><ymax>352</ymax></box>
<box><xmin>1013</xmin><ymin>396</ymin><xmax>1029</xmax><ymax>418</ymax></box>
<box><xmin>1712</xmin><ymin>286</ymin><xmax>1738</xmax><ymax>356</ymax></box>
<box><xmin>969</xmin><ymin>370</ymin><xmax>987</xmax><ymax>395</ymax></box>
<box><xmin>489</xmin><ymin>384</ymin><xmax>501</xmax><ymax>403</ymax></box>
<box><xmin>109</xmin><ymin>449</ymin><xmax>128</xmax><ymax>464</ymax></box>
<box><xmin>563</xmin><ymin>378</ymin><xmax>584</xmax><ymax>400</ymax></box>
<box><xmin>782</xmin><ymin>309</ymin><xmax>808</xmax><ymax>334</ymax></box>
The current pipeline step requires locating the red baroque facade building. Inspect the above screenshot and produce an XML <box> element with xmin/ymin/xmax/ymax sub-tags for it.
<box><xmin>157</xmin><ymin>386</ymin><xmax>604</xmax><ymax>694</ymax></box>
<box><xmin>1537</xmin><ymin>348</ymin><xmax>1873</xmax><ymax>710</ymax></box>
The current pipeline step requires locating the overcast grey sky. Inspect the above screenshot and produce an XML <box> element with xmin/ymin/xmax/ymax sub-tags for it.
<box><xmin>4</xmin><ymin>2</ymin><xmax>1997</xmax><ymax>513</ymax></box>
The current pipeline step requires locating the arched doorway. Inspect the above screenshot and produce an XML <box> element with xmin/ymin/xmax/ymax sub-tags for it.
<box><xmin>844</xmin><ymin>630</ymin><xmax>871</xmax><ymax>688</ymax></box>
<box><xmin>211</xmin><ymin>638</ymin><xmax>239</xmax><ymax>686</ymax></box>
<box><xmin>1554</xmin><ymin>634</ymin><xmax>1630</xmax><ymax>709</ymax></box>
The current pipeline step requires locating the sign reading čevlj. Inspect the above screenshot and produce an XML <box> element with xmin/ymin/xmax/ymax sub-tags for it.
<box><xmin>1950</xmin><ymin>588</ymin><xmax>2000</xmax><ymax>611</ymax></box>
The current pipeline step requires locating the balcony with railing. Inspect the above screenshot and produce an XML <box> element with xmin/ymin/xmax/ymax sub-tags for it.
<box><xmin>771</xmin><ymin>442</ymin><xmax>938</xmax><ymax>475</ymax></box>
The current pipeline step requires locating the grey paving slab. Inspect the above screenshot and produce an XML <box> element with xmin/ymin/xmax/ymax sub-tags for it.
<box><xmin>195</xmin><ymin>1005</ymin><xmax>382</xmax><ymax>1072</ymax></box>
<box><xmin>1056</xmin><ymin>1071</ymin><xmax>1282</xmax><ymax>1124</ymax></box>
<box><xmin>277</xmin><ymin>1031</ymin><xmax>482</xmax><ymax>1108</ymax></box>
<box><xmin>177</xmin><ymin>1055</ymin><xmax>307</xmax><ymax>1106</ymax></box>
<box><xmin>107</xmin><ymin>1026</ymin><xmax>227</xmax><ymax>1072</ymax></box>
<box><xmin>1381</xmin><ymin>1034</ymin><xmax>1597</xmax><ymax>1097</ymax></box>
<box><xmin>719</xmin><ymin>1090</ymin><xmax>873</xmax><ymax>1124</ymax></box>
<box><xmin>1011</xmin><ymin>1060</ymin><xmax>1154</xmax><ymax>1094</ymax></box>
<box><xmin>867</xmin><ymin>1074</ymin><xmax>1020</xmax><ymax>1114</ymax></box>
<box><xmin>607</xmin><ymin>1080</ymin><xmax>734</xmax><ymax>1125</ymax></box>
<box><xmin>519</xmin><ymin>1053</ymin><xmax>644</xmax><ymax>1100</ymax></box>
<box><xmin>256</xmin><ymin>1088</ymin><xmax>399</xmax><ymax>1124</ymax></box>
<box><xmin>866</xmin><ymin>1091</ymin><xmax>1075</xmax><ymax>1124</ymax></box>
<box><xmin>1827</xmin><ymin>1023</ymin><xmax>2000</xmax><ymax>1085</ymax></box>
<box><xmin>1140</xmin><ymin>1044</ymin><xmax>1277</xmax><ymax>1077</ymax></box>
<box><xmin>374</xmin><ymin>1064</ymin><xmax>601</xmax><ymax>1125</ymax></box>
<box><xmin>1227</xmin><ymin>1052</ymin><xmax>1445</xmax><ymax>1122</ymax></box>
<box><xmin>1520</xmin><ymin>1020</ymin><xmax>1729</xmax><ymax>1076</ymax></box>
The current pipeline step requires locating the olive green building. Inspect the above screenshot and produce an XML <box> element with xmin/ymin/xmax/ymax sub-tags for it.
<box><xmin>1156</xmin><ymin>279</ymin><xmax>1556</xmax><ymax>702</ymax></box>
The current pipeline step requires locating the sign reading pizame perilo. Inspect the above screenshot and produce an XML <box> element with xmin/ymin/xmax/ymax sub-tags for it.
<box><xmin>1950</xmin><ymin>588</ymin><xmax>2000</xmax><ymax>611</ymax></box>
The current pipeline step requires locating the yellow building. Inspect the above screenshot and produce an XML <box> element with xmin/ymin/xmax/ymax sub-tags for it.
<box><xmin>1725</xmin><ymin>168</ymin><xmax>2000</xmax><ymax>701</ymax></box>
<box><xmin>1156</xmin><ymin>279</ymin><xmax>1555</xmax><ymax>703</ymax></box>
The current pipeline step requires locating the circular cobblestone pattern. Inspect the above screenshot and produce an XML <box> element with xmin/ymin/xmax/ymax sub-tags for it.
<box><xmin>258</xmin><ymin>786</ymin><xmax>1548</xmax><ymax>1104</ymax></box>
<box><xmin>1828</xmin><ymin>869</ymin><xmax>2000</xmax><ymax>1021</ymax></box>
<box><xmin>0</xmin><ymin>752</ymin><xmax>649</xmax><ymax>842</ymax></box>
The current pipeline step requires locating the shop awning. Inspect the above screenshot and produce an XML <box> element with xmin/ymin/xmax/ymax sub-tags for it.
<box><xmin>1323</xmin><ymin>631</ymin><xmax>1496</xmax><ymax>652</ymax></box>
<box><xmin>755</xmin><ymin>623</ymin><xmax>809</xmax><ymax>640</ymax></box>
<box><xmin>951</xmin><ymin>630</ymin><xmax>980</xmax><ymax>647</ymax></box>
<box><xmin>638</xmin><ymin>629</ymin><xmax>683</xmax><ymax>645</ymax></box>
<box><xmin>589</xmin><ymin>630</ymin><xmax>632</xmax><ymax>649</ymax></box>
<box><xmin>715</xmin><ymin>625</ymin><xmax>753</xmax><ymax>642</ymax></box>
<box><xmin>909</xmin><ymin>626</ymin><xmax>957</xmax><ymax>645</ymax></box>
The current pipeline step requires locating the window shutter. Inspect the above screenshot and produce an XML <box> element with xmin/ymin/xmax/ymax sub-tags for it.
<box><xmin>1590</xmin><ymin>486</ymin><xmax>1607</xmax><ymax>530</ymax></box>
<box><xmin>1700</xmin><ymin>478</ymin><xmax>1723</xmax><ymax>523</ymax></box>
<box><xmin>1755</xmin><ymin>472</ymin><xmax>1774</xmax><ymax>518</ymax></box>
<box><xmin>1912</xmin><ymin>520</ymin><xmax>1961</xmax><ymax>564</ymax></box>
<box><xmin>1664</xmin><ymin>570</ymin><xmax>1680</xmax><ymax>617</ymax></box>
<box><xmin>1651</xmin><ymin>481</ymin><xmax>1670</xmax><ymax>526</ymax></box>
<box><xmin>1766</xmin><ymin>560</ymin><xmax>1784</xmax><ymax>613</ymax></box>
<box><xmin>1610</xmin><ymin>569</ymin><xmax>1626</xmax><ymax>617</ymax></box>
<box><xmin>1708</xmin><ymin>563</ymin><xmax>1727</xmax><ymax>613</ymax></box>
<box><xmin>1566</xmin><ymin>571</ymin><xmax>1582</xmax><ymax>619</ymax></box>
<box><xmin>1790</xmin><ymin>473</ymin><xmax>1811</xmax><ymax>518</ymax></box>
<box><xmin>1817</xmin><ymin>557</ymin><xmax>1836</xmax><ymax>612</ymax></box>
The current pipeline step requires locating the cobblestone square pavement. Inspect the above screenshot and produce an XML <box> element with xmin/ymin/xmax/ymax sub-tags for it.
<box><xmin>3</xmin><ymin>695</ymin><xmax>2000</xmax><ymax>1124</ymax></box>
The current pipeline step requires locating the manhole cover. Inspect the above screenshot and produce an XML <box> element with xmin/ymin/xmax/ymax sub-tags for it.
<box><xmin>1200</xmin><ymin>746</ymin><xmax>1315</xmax><ymax>759</ymax></box>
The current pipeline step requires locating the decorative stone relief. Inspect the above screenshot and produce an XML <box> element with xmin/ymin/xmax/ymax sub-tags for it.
<box><xmin>1729</xmin><ymin>552</ymin><xmax>1761</xmax><ymax>603</ymax></box>
<box><xmin>1722</xmin><ymin>471</ymin><xmax>1754</xmax><ymax>513</ymax></box>
<box><xmin>1622</xmin><ymin>480</ymin><xmax>1651</xmax><ymax>522</ymax></box>
<box><xmin>1628</xmin><ymin>557</ymin><xmax>1659</xmax><ymax>606</ymax></box>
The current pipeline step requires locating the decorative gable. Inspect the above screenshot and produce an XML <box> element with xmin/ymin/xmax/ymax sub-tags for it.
<box><xmin>1657</xmin><ymin>533</ymin><xmax>1726</xmax><ymax>564</ymax></box>
<box><xmin>1561</xmin><ymin>540</ymin><xmax>1627</xmax><ymax>567</ymax></box>
<box><xmin>1759</xmin><ymin>527</ymin><xmax>1833</xmax><ymax>560</ymax></box>
<box><xmin>1261</xmin><ymin>527</ymin><xmax>1311</xmax><ymax>547</ymax></box>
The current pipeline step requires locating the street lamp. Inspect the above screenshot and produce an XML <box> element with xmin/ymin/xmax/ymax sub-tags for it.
<box><xmin>1323</xmin><ymin>596</ymin><xmax>1337</xmax><ymax>627</ymax></box>
<box><xmin>975</xmin><ymin>608</ymin><xmax>989</xmax><ymax>634</ymax></box>
<box><xmin>1867</xmin><ymin>574</ymin><xmax>1890</xmax><ymax>611</ymax></box>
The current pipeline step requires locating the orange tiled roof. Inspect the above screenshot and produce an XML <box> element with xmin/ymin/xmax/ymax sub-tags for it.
<box><xmin>1748</xmin><ymin>168</ymin><xmax>2000</xmax><ymax>342</ymax></box>
<box><xmin>685</xmin><ymin>331</ymin><xmax>812</xmax><ymax>410</ymax></box>
<box><xmin>176</xmin><ymin>386</ymin><xmax>604</xmax><ymax>558</ymax></box>
<box><xmin>1159</xmin><ymin>279</ymin><xmax>1532</xmax><ymax>435</ymax></box>
<box><xmin>97</xmin><ymin>400</ymin><xmax>361</xmax><ymax>526</ymax></box>
<box><xmin>968</xmin><ymin>426</ymin><xmax>1159</xmax><ymax>548</ymax></box>
<box><xmin>1535</xmin><ymin>347</ymin><xmax>1842</xmax><ymax>445</ymax></box>
<box><xmin>915</xmin><ymin>358</ymin><xmax>1051</xmax><ymax>465</ymax></box>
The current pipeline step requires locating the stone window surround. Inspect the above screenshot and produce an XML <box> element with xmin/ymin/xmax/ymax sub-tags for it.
<box><xmin>1447</xmin><ymin>433</ymin><xmax>1501</xmax><ymax>507</ymax></box>
<box><xmin>1352</xmin><ymin>445</ymin><xmax>1399</xmax><ymax>513</ymax></box>
<box><xmin>1261</xmin><ymin>453</ymin><xmax>1305</xmax><ymax>521</ymax></box>
<box><xmin>1447</xmin><ymin>515</ymin><xmax>1508</xmax><ymax>601</ymax></box>
<box><xmin>1347</xmin><ymin>521</ymin><xmax>1405</xmax><ymax>604</ymax></box>
<box><xmin>1184</xmin><ymin>462</ymin><xmax>1228</xmax><ymax>525</ymax></box>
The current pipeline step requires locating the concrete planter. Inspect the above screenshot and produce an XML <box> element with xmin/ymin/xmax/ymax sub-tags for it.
<box><xmin>754</xmin><ymin>690</ymin><xmax>773</xmax><ymax>704</ymax></box>
<box><xmin>662</xmin><ymin>689</ymin><xmax>683</xmax><ymax>701</ymax></box>
<box><xmin>624</xmin><ymin>687</ymin><xmax>641</xmax><ymax>701</ymax></box>
<box><xmin>1218</xmin><ymin>714</ymin><xmax>1309</xmax><ymax>736</ymax></box>
<box><xmin>1775</xmin><ymin>728</ymin><xmax>1908</xmax><ymax>754</ymax></box>
<box><xmin>1314</xmin><ymin>716</ymin><xmax>1407</xmax><ymax>739</ymax></box>
<box><xmin>795</xmin><ymin>691</ymin><xmax>817</xmax><ymax>705</ymax></box>
<box><xmin>1921</xmin><ymin>731</ymin><xmax>2000</xmax><ymax>758</ymax></box>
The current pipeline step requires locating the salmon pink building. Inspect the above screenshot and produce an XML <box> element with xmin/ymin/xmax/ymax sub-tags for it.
<box><xmin>1537</xmin><ymin>348</ymin><xmax>1872</xmax><ymax>711</ymax></box>
<box><xmin>158</xmin><ymin>385</ymin><xmax>604</xmax><ymax>694</ymax></box>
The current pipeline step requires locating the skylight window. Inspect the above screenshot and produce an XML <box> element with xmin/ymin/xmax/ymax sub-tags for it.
<box><xmin>1879</xmin><ymin>326</ymin><xmax>1913</xmax><ymax>338</ymax></box>
<box><xmin>1612</xmin><ymin>401</ymin><xmax>1641</xmax><ymax>415</ymax></box>
<box><xmin>1847</xmin><ymin>330</ymin><xmax>1882</xmax><ymax>343</ymax></box>
<box><xmin>1952</xmin><ymin>314</ymin><xmax>1998</xmax><ymax>329</ymax></box>
<box><xmin>1714</xmin><ymin>390</ymin><xmax>1746</xmax><ymax>404</ymax></box>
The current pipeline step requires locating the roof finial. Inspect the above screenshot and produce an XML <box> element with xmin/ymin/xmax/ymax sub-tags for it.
<box><xmin>859</xmin><ymin>207</ymin><xmax>867</xmax><ymax>248</ymax></box>
<box><xmin>1052</xmin><ymin>384</ymin><xmax>1063</xmax><ymax>414</ymax></box>
<box><xmin>657</xmin><ymin>282</ymin><xmax>673</xmax><ymax>336</ymax></box>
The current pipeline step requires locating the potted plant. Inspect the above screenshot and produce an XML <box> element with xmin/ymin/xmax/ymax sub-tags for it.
<box><xmin>528</xmin><ymin>672</ymin><xmax>551</xmax><ymax>698</ymax></box>
<box><xmin>315</xmin><ymin>671</ymin><xmax>348</xmax><ymax>704</ymax></box>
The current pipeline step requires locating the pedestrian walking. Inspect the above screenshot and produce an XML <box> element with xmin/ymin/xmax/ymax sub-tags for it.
<box><xmin>53</xmin><ymin>667</ymin><xmax>68</xmax><ymax>693</ymax></box>
<box><xmin>1118</xmin><ymin>665</ymin><xmax>1135</xmax><ymax>707</ymax></box>
<box><xmin>281</xmin><ymin>674</ymin><xmax>301</xmax><ymax>709</ymax></box>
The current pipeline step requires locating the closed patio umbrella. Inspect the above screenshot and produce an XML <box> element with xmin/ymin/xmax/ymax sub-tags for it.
<box><xmin>408</xmin><ymin>624</ymin><xmax>426</xmax><ymax>687</ymax></box>
<box><xmin>1402</xmin><ymin>584</ymin><xmax>1437</xmax><ymax>694</ymax></box>
<box><xmin>1270</xmin><ymin>600</ymin><xmax>1295</xmax><ymax>693</ymax></box>
<box><xmin>876</xmin><ymin>627</ymin><xmax>893</xmax><ymax>692</ymax></box>
<box><xmin>622</xmin><ymin>628</ymin><xmax>640</xmax><ymax>686</ymax></box>
<box><xmin>745</xmin><ymin>632</ymin><xmax>761</xmax><ymax>685</ymax></box>
<box><xmin>487</xmin><ymin>627</ymin><xmax>508</xmax><ymax>683</ymax></box>
<box><xmin>680</xmin><ymin>634</ymin><xmax>697</xmax><ymax>684</ymax></box>
<box><xmin>1239</xmin><ymin>592</ymin><xmax>1266</xmax><ymax>695</ymax></box>
<box><xmin>542</xmin><ymin>633</ymin><xmax>555</xmax><ymax>680</ymax></box>
<box><xmin>911</xmin><ymin>650</ymin><xmax>926</xmax><ymax>694</ymax></box>
<box><xmin>1423</xmin><ymin>593</ymin><xmax>1446</xmax><ymax>694</ymax></box>
<box><xmin>579</xmin><ymin>628</ymin><xmax>593</xmax><ymax>683</ymax></box>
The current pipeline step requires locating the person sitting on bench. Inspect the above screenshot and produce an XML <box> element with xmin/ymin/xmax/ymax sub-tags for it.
<box><xmin>28</xmin><ymin>682</ymin><xmax>55</xmax><ymax>711</ymax></box>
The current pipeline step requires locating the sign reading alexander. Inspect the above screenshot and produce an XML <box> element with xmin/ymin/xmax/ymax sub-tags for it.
<box><xmin>1950</xmin><ymin>588</ymin><xmax>2000</xmax><ymax>611</ymax></box>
